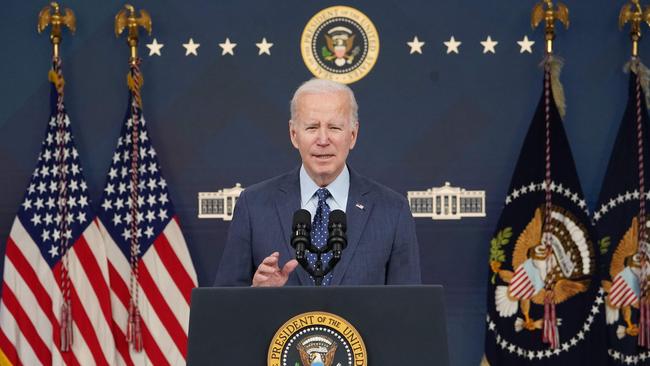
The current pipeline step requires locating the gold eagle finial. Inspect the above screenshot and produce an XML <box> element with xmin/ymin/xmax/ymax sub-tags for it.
<box><xmin>38</xmin><ymin>2</ymin><xmax>76</xmax><ymax>58</ymax></box>
<box><xmin>531</xmin><ymin>0</ymin><xmax>569</xmax><ymax>54</ymax></box>
<box><xmin>115</xmin><ymin>4</ymin><xmax>152</xmax><ymax>60</ymax></box>
<box><xmin>619</xmin><ymin>0</ymin><xmax>650</xmax><ymax>57</ymax></box>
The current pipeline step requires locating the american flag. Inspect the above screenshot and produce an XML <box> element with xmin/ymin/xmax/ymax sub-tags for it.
<box><xmin>96</xmin><ymin>88</ymin><xmax>197</xmax><ymax>365</ymax></box>
<box><xmin>0</xmin><ymin>79</ymin><xmax>116</xmax><ymax>363</ymax></box>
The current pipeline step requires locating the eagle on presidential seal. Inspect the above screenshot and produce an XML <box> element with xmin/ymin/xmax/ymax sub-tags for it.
<box><xmin>296</xmin><ymin>335</ymin><xmax>338</xmax><ymax>366</ymax></box>
<box><xmin>602</xmin><ymin>216</ymin><xmax>645</xmax><ymax>340</ymax></box>
<box><xmin>323</xmin><ymin>26</ymin><xmax>360</xmax><ymax>67</ymax></box>
<box><xmin>492</xmin><ymin>206</ymin><xmax>594</xmax><ymax>331</ymax></box>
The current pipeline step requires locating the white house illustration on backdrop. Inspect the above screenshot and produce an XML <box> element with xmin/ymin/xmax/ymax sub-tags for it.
<box><xmin>408</xmin><ymin>182</ymin><xmax>486</xmax><ymax>220</ymax></box>
<box><xmin>197</xmin><ymin>183</ymin><xmax>245</xmax><ymax>221</ymax></box>
<box><xmin>198</xmin><ymin>182</ymin><xmax>485</xmax><ymax>221</ymax></box>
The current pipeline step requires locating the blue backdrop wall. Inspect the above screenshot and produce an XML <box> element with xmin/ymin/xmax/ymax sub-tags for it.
<box><xmin>0</xmin><ymin>1</ymin><xmax>638</xmax><ymax>365</ymax></box>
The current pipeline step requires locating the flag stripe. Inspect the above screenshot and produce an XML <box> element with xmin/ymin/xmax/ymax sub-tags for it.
<box><xmin>0</xmin><ymin>318</ymin><xmax>21</xmax><ymax>366</ymax></box>
<box><xmin>610</xmin><ymin>277</ymin><xmax>625</xmax><ymax>293</ymax></box>
<box><xmin>144</xmin><ymin>244</ymin><xmax>190</xmax><ymax>333</ymax></box>
<box><xmin>138</xmin><ymin>319</ymin><xmax>171</xmax><ymax>366</ymax></box>
<box><xmin>110</xmin><ymin>291</ymin><xmax>170</xmax><ymax>366</ymax></box>
<box><xmin>107</xmin><ymin>266</ymin><xmax>136</xmax><ymax>366</ymax></box>
<box><xmin>52</xmin><ymin>264</ymin><xmax>110</xmax><ymax>366</ymax></box>
<box><xmin>163</xmin><ymin>219</ymin><xmax>198</xmax><ymax>285</ymax></box>
<box><xmin>62</xmin><ymin>348</ymin><xmax>81</xmax><ymax>366</ymax></box>
<box><xmin>510</xmin><ymin>271</ymin><xmax>527</xmax><ymax>286</ymax></box>
<box><xmin>4</xmin><ymin>230</ymin><xmax>82</xmax><ymax>366</ymax></box>
<box><xmin>510</xmin><ymin>281</ymin><xmax>532</xmax><ymax>296</ymax></box>
<box><xmin>108</xmin><ymin>262</ymin><xmax>131</xmax><ymax>309</ymax></box>
<box><xmin>67</xmin><ymin>313</ymin><xmax>98</xmax><ymax>366</ymax></box>
<box><xmin>0</xmin><ymin>335</ymin><xmax>19</xmax><ymax>366</ymax></box>
<box><xmin>0</xmin><ymin>303</ymin><xmax>28</xmax><ymax>366</ymax></box>
<box><xmin>0</xmin><ymin>286</ymin><xmax>50</xmax><ymax>365</ymax></box>
<box><xmin>110</xmin><ymin>318</ymin><xmax>135</xmax><ymax>366</ymax></box>
<box><xmin>610</xmin><ymin>276</ymin><xmax>637</xmax><ymax>306</ymax></box>
<box><xmin>3</xmin><ymin>238</ymin><xmax>58</xmax><ymax>365</ymax></box>
<box><xmin>108</xmin><ymin>263</ymin><xmax>162</xmax><ymax>366</ymax></box>
<box><xmin>50</xmin><ymin>233</ymin><xmax>114</xmax><ymax>365</ymax></box>
<box><xmin>70</xmin><ymin>233</ymin><xmax>113</xmax><ymax>330</ymax></box>
<box><xmin>102</xmin><ymin>224</ymin><xmax>186</xmax><ymax>363</ymax></box>
<box><xmin>137</xmin><ymin>262</ymin><xmax>188</xmax><ymax>357</ymax></box>
<box><xmin>509</xmin><ymin>266</ymin><xmax>535</xmax><ymax>300</ymax></box>
<box><xmin>4</xmin><ymin>237</ymin><xmax>57</xmax><ymax>332</ymax></box>
<box><xmin>512</xmin><ymin>267</ymin><xmax>526</xmax><ymax>279</ymax></box>
<box><xmin>621</xmin><ymin>291</ymin><xmax>637</xmax><ymax>306</ymax></box>
<box><xmin>610</xmin><ymin>283</ymin><xmax>627</xmax><ymax>301</ymax></box>
<box><xmin>2</xmin><ymin>259</ymin><xmax>54</xmax><ymax>358</ymax></box>
<box><xmin>612</xmin><ymin>289</ymin><xmax>635</xmax><ymax>306</ymax></box>
<box><xmin>510</xmin><ymin>282</ymin><xmax>533</xmax><ymax>298</ymax></box>
<box><xmin>152</xmin><ymin>230</ymin><xmax>194</xmax><ymax>304</ymax></box>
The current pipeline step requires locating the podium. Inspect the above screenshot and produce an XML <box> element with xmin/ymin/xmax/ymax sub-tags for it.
<box><xmin>187</xmin><ymin>285</ymin><xmax>449</xmax><ymax>365</ymax></box>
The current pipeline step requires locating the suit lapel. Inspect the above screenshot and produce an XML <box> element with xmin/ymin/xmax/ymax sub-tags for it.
<box><xmin>274</xmin><ymin>167</ymin><xmax>312</xmax><ymax>285</ymax></box>
<box><xmin>331</xmin><ymin>168</ymin><xmax>372</xmax><ymax>285</ymax></box>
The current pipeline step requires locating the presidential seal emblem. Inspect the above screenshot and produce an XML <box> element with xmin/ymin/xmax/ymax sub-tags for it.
<box><xmin>268</xmin><ymin>311</ymin><xmax>367</xmax><ymax>366</ymax></box>
<box><xmin>486</xmin><ymin>180</ymin><xmax>604</xmax><ymax>360</ymax></box>
<box><xmin>300</xmin><ymin>6</ymin><xmax>379</xmax><ymax>84</ymax></box>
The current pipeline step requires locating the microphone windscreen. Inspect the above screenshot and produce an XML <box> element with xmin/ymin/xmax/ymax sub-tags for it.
<box><xmin>328</xmin><ymin>209</ymin><xmax>346</xmax><ymax>231</ymax></box>
<box><xmin>292</xmin><ymin>209</ymin><xmax>311</xmax><ymax>229</ymax></box>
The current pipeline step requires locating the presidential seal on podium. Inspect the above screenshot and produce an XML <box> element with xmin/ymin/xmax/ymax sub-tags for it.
<box><xmin>268</xmin><ymin>311</ymin><xmax>367</xmax><ymax>366</ymax></box>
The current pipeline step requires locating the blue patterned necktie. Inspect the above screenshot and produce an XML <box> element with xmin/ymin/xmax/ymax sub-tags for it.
<box><xmin>309</xmin><ymin>187</ymin><xmax>333</xmax><ymax>285</ymax></box>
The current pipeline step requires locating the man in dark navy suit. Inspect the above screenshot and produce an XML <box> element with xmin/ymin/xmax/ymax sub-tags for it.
<box><xmin>214</xmin><ymin>79</ymin><xmax>421</xmax><ymax>287</ymax></box>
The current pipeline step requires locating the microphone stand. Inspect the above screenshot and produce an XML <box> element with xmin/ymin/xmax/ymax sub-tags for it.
<box><xmin>307</xmin><ymin>243</ymin><xmax>329</xmax><ymax>286</ymax></box>
<box><xmin>294</xmin><ymin>222</ymin><xmax>346</xmax><ymax>286</ymax></box>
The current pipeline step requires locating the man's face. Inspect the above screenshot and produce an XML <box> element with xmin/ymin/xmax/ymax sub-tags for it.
<box><xmin>290</xmin><ymin>91</ymin><xmax>358</xmax><ymax>187</ymax></box>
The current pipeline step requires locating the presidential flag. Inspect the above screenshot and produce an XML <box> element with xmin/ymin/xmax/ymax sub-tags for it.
<box><xmin>96</xmin><ymin>60</ymin><xmax>197</xmax><ymax>365</ymax></box>
<box><xmin>483</xmin><ymin>57</ymin><xmax>607</xmax><ymax>365</ymax></box>
<box><xmin>0</xmin><ymin>60</ymin><xmax>115</xmax><ymax>365</ymax></box>
<box><xmin>594</xmin><ymin>60</ymin><xmax>650</xmax><ymax>365</ymax></box>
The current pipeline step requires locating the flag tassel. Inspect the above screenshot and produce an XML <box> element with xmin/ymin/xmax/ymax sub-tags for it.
<box><xmin>127</xmin><ymin>302</ymin><xmax>143</xmax><ymax>351</ymax></box>
<box><xmin>543</xmin><ymin>291</ymin><xmax>559</xmax><ymax>349</ymax></box>
<box><xmin>640</xmin><ymin>298</ymin><xmax>650</xmax><ymax>347</ymax></box>
<box><xmin>60</xmin><ymin>299</ymin><xmax>73</xmax><ymax>351</ymax></box>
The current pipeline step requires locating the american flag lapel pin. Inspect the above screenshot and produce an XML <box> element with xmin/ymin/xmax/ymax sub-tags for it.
<box><xmin>355</xmin><ymin>203</ymin><xmax>365</xmax><ymax>210</ymax></box>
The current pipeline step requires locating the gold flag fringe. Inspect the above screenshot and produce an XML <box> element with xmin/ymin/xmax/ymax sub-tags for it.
<box><xmin>626</xmin><ymin>57</ymin><xmax>650</xmax><ymax>110</ymax></box>
<box><xmin>540</xmin><ymin>55</ymin><xmax>566</xmax><ymax>119</ymax></box>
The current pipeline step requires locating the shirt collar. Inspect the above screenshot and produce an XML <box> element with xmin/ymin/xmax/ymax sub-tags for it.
<box><xmin>299</xmin><ymin>164</ymin><xmax>350</xmax><ymax>209</ymax></box>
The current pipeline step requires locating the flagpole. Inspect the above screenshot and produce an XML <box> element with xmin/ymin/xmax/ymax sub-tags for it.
<box><xmin>37</xmin><ymin>2</ymin><xmax>77</xmax><ymax>353</ymax></box>
<box><xmin>531</xmin><ymin>0</ymin><xmax>569</xmax><ymax>350</ymax></box>
<box><xmin>620</xmin><ymin>0</ymin><xmax>650</xmax><ymax>348</ymax></box>
<box><xmin>619</xmin><ymin>0</ymin><xmax>647</xmax><ymax>58</ymax></box>
<box><xmin>531</xmin><ymin>0</ymin><xmax>569</xmax><ymax>56</ymax></box>
<box><xmin>115</xmin><ymin>4</ymin><xmax>152</xmax><ymax>65</ymax></box>
<box><xmin>115</xmin><ymin>4</ymin><xmax>152</xmax><ymax>352</ymax></box>
<box><xmin>38</xmin><ymin>2</ymin><xmax>76</xmax><ymax>60</ymax></box>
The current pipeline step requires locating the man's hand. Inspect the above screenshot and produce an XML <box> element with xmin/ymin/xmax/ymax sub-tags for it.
<box><xmin>252</xmin><ymin>252</ymin><xmax>299</xmax><ymax>287</ymax></box>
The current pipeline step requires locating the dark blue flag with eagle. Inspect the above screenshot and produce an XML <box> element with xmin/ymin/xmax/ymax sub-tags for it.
<box><xmin>594</xmin><ymin>60</ymin><xmax>650</xmax><ymax>366</ymax></box>
<box><xmin>483</xmin><ymin>57</ymin><xmax>607</xmax><ymax>365</ymax></box>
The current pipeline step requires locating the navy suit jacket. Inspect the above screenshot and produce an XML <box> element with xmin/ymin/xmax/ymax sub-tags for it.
<box><xmin>213</xmin><ymin>166</ymin><xmax>421</xmax><ymax>286</ymax></box>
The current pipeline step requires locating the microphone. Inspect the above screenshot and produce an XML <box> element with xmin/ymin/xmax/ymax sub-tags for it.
<box><xmin>291</xmin><ymin>209</ymin><xmax>311</xmax><ymax>260</ymax></box>
<box><xmin>327</xmin><ymin>210</ymin><xmax>347</xmax><ymax>258</ymax></box>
